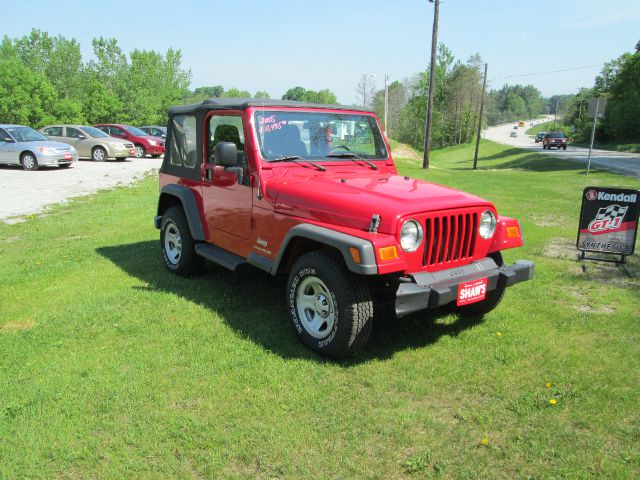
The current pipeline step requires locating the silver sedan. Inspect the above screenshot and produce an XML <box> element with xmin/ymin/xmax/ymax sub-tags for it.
<box><xmin>0</xmin><ymin>124</ymin><xmax>78</xmax><ymax>170</ymax></box>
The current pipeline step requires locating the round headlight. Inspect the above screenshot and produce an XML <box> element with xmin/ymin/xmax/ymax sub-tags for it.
<box><xmin>400</xmin><ymin>219</ymin><xmax>423</xmax><ymax>252</ymax></box>
<box><xmin>479</xmin><ymin>210</ymin><xmax>497</xmax><ymax>239</ymax></box>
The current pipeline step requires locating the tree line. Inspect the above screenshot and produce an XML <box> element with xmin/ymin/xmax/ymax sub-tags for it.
<box><xmin>0</xmin><ymin>30</ymin><xmax>191</xmax><ymax>127</ymax></box>
<box><xmin>561</xmin><ymin>46</ymin><xmax>640</xmax><ymax>145</ymax></box>
<box><xmin>361</xmin><ymin>44</ymin><xmax>549</xmax><ymax>152</ymax></box>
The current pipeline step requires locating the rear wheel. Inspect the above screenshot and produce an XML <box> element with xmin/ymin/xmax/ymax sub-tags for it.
<box><xmin>21</xmin><ymin>152</ymin><xmax>38</xmax><ymax>171</ymax></box>
<box><xmin>160</xmin><ymin>206</ymin><xmax>203</xmax><ymax>276</ymax></box>
<box><xmin>91</xmin><ymin>146</ymin><xmax>107</xmax><ymax>162</ymax></box>
<box><xmin>287</xmin><ymin>251</ymin><xmax>374</xmax><ymax>359</ymax></box>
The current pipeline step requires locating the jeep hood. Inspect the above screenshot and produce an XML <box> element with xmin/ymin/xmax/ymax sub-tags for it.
<box><xmin>267</xmin><ymin>172</ymin><xmax>493</xmax><ymax>234</ymax></box>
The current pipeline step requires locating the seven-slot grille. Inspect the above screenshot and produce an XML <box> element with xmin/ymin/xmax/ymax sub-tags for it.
<box><xmin>422</xmin><ymin>211</ymin><xmax>478</xmax><ymax>267</ymax></box>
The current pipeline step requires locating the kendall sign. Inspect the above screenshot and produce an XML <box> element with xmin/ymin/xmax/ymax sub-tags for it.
<box><xmin>577</xmin><ymin>187</ymin><xmax>640</xmax><ymax>256</ymax></box>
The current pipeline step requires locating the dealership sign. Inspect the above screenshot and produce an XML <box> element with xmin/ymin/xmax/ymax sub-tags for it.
<box><xmin>577</xmin><ymin>187</ymin><xmax>639</xmax><ymax>256</ymax></box>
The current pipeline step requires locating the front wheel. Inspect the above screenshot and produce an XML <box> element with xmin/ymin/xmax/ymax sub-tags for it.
<box><xmin>21</xmin><ymin>152</ymin><xmax>39</xmax><ymax>171</ymax></box>
<box><xmin>454</xmin><ymin>252</ymin><xmax>505</xmax><ymax>318</ymax></box>
<box><xmin>92</xmin><ymin>146</ymin><xmax>107</xmax><ymax>162</ymax></box>
<box><xmin>287</xmin><ymin>251</ymin><xmax>374</xmax><ymax>359</ymax></box>
<box><xmin>134</xmin><ymin>145</ymin><xmax>146</xmax><ymax>158</ymax></box>
<box><xmin>160</xmin><ymin>207</ymin><xmax>203</xmax><ymax>276</ymax></box>
<box><xmin>562</xmin><ymin>146</ymin><xmax>567</xmax><ymax>150</ymax></box>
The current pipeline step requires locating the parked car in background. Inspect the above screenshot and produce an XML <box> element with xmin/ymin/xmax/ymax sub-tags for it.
<box><xmin>0</xmin><ymin>124</ymin><xmax>77</xmax><ymax>170</ymax></box>
<box><xmin>41</xmin><ymin>125</ymin><xmax>136</xmax><ymax>161</ymax></box>
<box><xmin>542</xmin><ymin>132</ymin><xmax>567</xmax><ymax>150</ymax></box>
<box><xmin>535</xmin><ymin>132</ymin><xmax>545</xmax><ymax>143</ymax></box>
<box><xmin>140</xmin><ymin>126</ymin><xmax>167</xmax><ymax>139</ymax></box>
<box><xmin>510</xmin><ymin>130</ymin><xmax>517</xmax><ymax>138</ymax></box>
<box><xmin>93</xmin><ymin>124</ymin><xmax>165</xmax><ymax>158</ymax></box>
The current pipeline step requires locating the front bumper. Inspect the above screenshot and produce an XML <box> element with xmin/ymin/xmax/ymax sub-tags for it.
<box><xmin>37</xmin><ymin>152</ymin><xmax>78</xmax><ymax>166</ymax></box>
<box><xmin>146</xmin><ymin>144</ymin><xmax>165</xmax><ymax>155</ymax></box>
<box><xmin>109</xmin><ymin>145</ymin><xmax>136</xmax><ymax>158</ymax></box>
<box><xmin>395</xmin><ymin>257</ymin><xmax>534</xmax><ymax>317</ymax></box>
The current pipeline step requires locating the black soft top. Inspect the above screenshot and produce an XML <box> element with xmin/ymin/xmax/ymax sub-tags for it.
<box><xmin>168</xmin><ymin>97</ymin><xmax>374</xmax><ymax>115</ymax></box>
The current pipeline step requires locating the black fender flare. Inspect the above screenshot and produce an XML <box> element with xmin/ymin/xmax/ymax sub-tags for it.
<box><xmin>155</xmin><ymin>184</ymin><xmax>205</xmax><ymax>241</ymax></box>
<box><xmin>268</xmin><ymin>224</ymin><xmax>378</xmax><ymax>276</ymax></box>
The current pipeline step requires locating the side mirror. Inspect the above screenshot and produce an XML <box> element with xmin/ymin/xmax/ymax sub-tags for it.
<box><xmin>214</xmin><ymin>142</ymin><xmax>238</xmax><ymax>167</ymax></box>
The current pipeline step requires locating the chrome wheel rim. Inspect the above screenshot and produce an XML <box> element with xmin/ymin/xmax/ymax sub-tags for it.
<box><xmin>93</xmin><ymin>148</ymin><xmax>106</xmax><ymax>161</ymax></box>
<box><xmin>135</xmin><ymin>146</ymin><xmax>144</xmax><ymax>158</ymax></box>
<box><xmin>163</xmin><ymin>221</ymin><xmax>182</xmax><ymax>265</ymax></box>
<box><xmin>23</xmin><ymin>155</ymin><xmax>35</xmax><ymax>169</ymax></box>
<box><xmin>296</xmin><ymin>276</ymin><xmax>335</xmax><ymax>339</ymax></box>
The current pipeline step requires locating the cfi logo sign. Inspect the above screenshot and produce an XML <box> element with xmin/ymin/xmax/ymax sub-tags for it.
<box><xmin>585</xmin><ymin>189</ymin><xmax>597</xmax><ymax>201</ymax></box>
<box><xmin>587</xmin><ymin>204</ymin><xmax>628</xmax><ymax>233</ymax></box>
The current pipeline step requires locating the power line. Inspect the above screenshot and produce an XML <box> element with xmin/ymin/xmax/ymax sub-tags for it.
<box><xmin>489</xmin><ymin>63</ymin><xmax>603</xmax><ymax>81</ymax></box>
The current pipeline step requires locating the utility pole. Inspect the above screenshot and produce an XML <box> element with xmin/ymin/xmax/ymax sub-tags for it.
<box><xmin>553</xmin><ymin>98</ymin><xmax>559</xmax><ymax>130</ymax></box>
<box><xmin>384</xmin><ymin>74</ymin><xmax>390</xmax><ymax>137</ymax></box>
<box><xmin>422</xmin><ymin>0</ymin><xmax>439</xmax><ymax>169</ymax></box>
<box><xmin>586</xmin><ymin>96</ymin><xmax>600</xmax><ymax>175</ymax></box>
<box><xmin>473</xmin><ymin>63</ymin><xmax>488</xmax><ymax>170</ymax></box>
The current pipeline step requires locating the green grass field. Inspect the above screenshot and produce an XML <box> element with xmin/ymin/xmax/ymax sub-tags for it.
<box><xmin>1</xmin><ymin>141</ymin><xmax>639</xmax><ymax>478</ymax></box>
<box><xmin>525</xmin><ymin>120</ymin><xmax>561</xmax><ymax>136</ymax></box>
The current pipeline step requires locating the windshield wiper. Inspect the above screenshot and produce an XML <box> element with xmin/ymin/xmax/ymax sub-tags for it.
<box><xmin>269</xmin><ymin>156</ymin><xmax>326</xmax><ymax>171</ymax></box>
<box><xmin>325</xmin><ymin>147</ymin><xmax>378</xmax><ymax>170</ymax></box>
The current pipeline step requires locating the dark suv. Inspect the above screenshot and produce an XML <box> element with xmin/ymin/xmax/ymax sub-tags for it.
<box><xmin>542</xmin><ymin>132</ymin><xmax>567</xmax><ymax>150</ymax></box>
<box><xmin>535</xmin><ymin>132</ymin><xmax>545</xmax><ymax>143</ymax></box>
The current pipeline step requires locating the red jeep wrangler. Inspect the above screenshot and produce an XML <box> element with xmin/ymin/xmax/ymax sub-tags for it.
<box><xmin>155</xmin><ymin>99</ymin><xmax>534</xmax><ymax>358</ymax></box>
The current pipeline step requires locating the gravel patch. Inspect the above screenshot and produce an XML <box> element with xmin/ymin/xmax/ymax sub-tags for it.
<box><xmin>0</xmin><ymin>158</ymin><xmax>161</xmax><ymax>224</ymax></box>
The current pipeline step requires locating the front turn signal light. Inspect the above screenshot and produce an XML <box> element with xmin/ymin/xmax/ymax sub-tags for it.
<box><xmin>378</xmin><ymin>246</ymin><xmax>398</xmax><ymax>261</ymax></box>
<box><xmin>507</xmin><ymin>226</ymin><xmax>521</xmax><ymax>238</ymax></box>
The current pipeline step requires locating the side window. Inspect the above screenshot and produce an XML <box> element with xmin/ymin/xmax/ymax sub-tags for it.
<box><xmin>207</xmin><ymin>115</ymin><xmax>245</xmax><ymax>163</ymax></box>
<box><xmin>169</xmin><ymin>115</ymin><xmax>197</xmax><ymax>169</ymax></box>
<box><xmin>66</xmin><ymin>127</ymin><xmax>83</xmax><ymax>138</ymax></box>
<box><xmin>44</xmin><ymin>127</ymin><xmax>63</xmax><ymax>136</ymax></box>
<box><xmin>0</xmin><ymin>128</ymin><xmax>12</xmax><ymax>142</ymax></box>
<box><xmin>110</xmin><ymin>127</ymin><xmax>126</xmax><ymax>137</ymax></box>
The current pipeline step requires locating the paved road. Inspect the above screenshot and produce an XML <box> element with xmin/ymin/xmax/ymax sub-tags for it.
<box><xmin>0</xmin><ymin>157</ymin><xmax>161</xmax><ymax>224</ymax></box>
<box><xmin>485</xmin><ymin>116</ymin><xmax>640</xmax><ymax>179</ymax></box>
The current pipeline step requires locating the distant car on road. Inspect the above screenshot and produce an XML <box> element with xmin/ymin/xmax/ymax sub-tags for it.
<box><xmin>535</xmin><ymin>132</ymin><xmax>546</xmax><ymax>143</ymax></box>
<box><xmin>542</xmin><ymin>132</ymin><xmax>567</xmax><ymax>150</ymax></box>
<box><xmin>512</xmin><ymin>126</ymin><xmax>518</xmax><ymax>130</ymax></box>
<box><xmin>41</xmin><ymin>125</ymin><xmax>136</xmax><ymax>162</ymax></box>
<box><xmin>140</xmin><ymin>126</ymin><xmax>167</xmax><ymax>139</ymax></box>
<box><xmin>0</xmin><ymin>124</ymin><xmax>78</xmax><ymax>170</ymax></box>
<box><xmin>94</xmin><ymin>124</ymin><xmax>165</xmax><ymax>158</ymax></box>
<box><xmin>510</xmin><ymin>130</ymin><xmax>518</xmax><ymax>138</ymax></box>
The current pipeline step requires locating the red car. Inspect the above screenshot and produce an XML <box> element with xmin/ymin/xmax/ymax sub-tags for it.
<box><xmin>93</xmin><ymin>124</ymin><xmax>165</xmax><ymax>158</ymax></box>
<box><xmin>155</xmin><ymin>99</ymin><xmax>534</xmax><ymax>358</ymax></box>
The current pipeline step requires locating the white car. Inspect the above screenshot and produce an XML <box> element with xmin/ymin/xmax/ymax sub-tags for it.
<box><xmin>0</xmin><ymin>124</ymin><xmax>78</xmax><ymax>170</ymax></box>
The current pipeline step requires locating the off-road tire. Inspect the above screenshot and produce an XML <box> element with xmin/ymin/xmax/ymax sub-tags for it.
<box><xmin>21</xmin><ymin>152</ymin><xmax>39</xmax><ymax>171</ymax></box>
<box><xmin>160</xmin><ymin>206</ymin><xmax>203</xmax><ymax>276</ymax></box>
<box><xmin>455</xmin><ymin>252</ymin><xmax>505</xmax><ymax>317</ymax></box>
<box><xmin>91</xmin><ymin>146</ymin><xmax>107</xmax><ymax>162</ymax></box>
<box><xmin>287</xmin><ymin>250</ymin><xmax>374</xmax><ymax>359</ymax></box>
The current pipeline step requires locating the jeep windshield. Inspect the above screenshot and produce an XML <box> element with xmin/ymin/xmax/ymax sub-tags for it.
<box><xmin>253</xmin><ymin>110</ymin><xmax>388</xmax><ymax>162</ymax></box>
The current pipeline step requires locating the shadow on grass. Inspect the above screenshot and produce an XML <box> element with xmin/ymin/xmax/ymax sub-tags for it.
<box><xmin>97</xmin><ymin>241</ymin><xmax>486</xmax><ymax>364</ymax></box>
<box><xmin>454</xmin><ymin>152</ymin><xmax>586</xmax><ymax>173</ymax></box>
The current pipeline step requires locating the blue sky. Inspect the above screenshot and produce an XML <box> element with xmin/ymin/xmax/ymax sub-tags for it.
<box><xmin>3</xmin><ymin>0</ymin><xmax>639</xmax><ymax>103</ymax></box>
